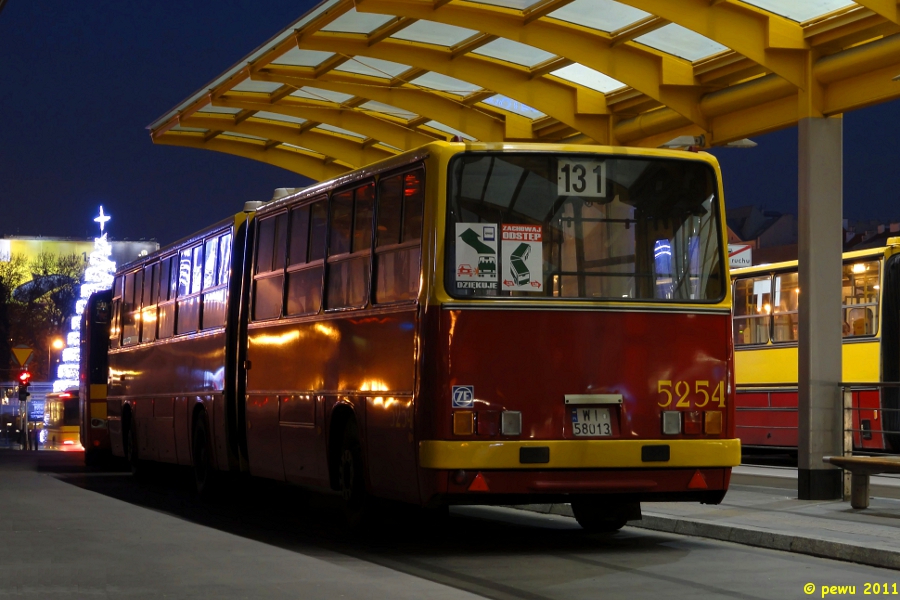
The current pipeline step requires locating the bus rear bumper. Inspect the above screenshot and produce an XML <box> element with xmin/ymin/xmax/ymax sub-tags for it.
<box><xmin>426</xmin><ymin>467</ymin><xmax>730</xmax><ymax>506</ymax></box>
<box><xmin>419</xmin><ymin>438</ymin><xmax>741</xmax><ymax>470</ymax></box>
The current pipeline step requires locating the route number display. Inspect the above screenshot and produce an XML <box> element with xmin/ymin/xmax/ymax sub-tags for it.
<box><xmin>557</xmin><ymin>159</ymin><xmax>606</xmax><ymax>197</ymax></box>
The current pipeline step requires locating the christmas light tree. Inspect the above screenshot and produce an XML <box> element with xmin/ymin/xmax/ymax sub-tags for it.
<box><xmin>54</xmin><ymin>207</ymin><xmax>116</xmax><ymax>391</ymax></box>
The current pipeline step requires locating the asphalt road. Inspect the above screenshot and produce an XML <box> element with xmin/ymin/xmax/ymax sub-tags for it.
<box><xmin>1</xmin><ymin>450</ymin><xmax>897</xmax><ymax>599</ymax></box>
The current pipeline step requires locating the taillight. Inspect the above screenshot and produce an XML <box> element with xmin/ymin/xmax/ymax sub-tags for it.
<box><xmin>662</xmin><ymin>410</ymin><xmax>722</xmax><ymax>436</ymax></box>
<box><xmin>704</xmin><ymin>411</ymin><xmax>723</xmax><ymax>435</ymax></box>
<box><xmin>662</xmin><ymin>411</ymin><xmax>681</xmax><ymax>435</ymax></box>
<box><xmin>684</xmin><ymin>411</ymin><xmax>702</xmax><ymax>435</ymax></box>
<box><xmin>454</xmin><ymin>410</ymin><xmax>522</xmax><ymax>436</ymax></box>
<box><xmin>453</xmin><ymin>411</ymin><xmax>474</xmax><ymax>435</ymax></box>
<box><xmin>500</xmin><ymin>411</ymin><xmax>521</xmax><ymax>435</ymax></box>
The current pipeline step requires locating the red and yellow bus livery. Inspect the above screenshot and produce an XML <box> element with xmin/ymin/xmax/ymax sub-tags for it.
<box><xmin>733</xmin><ymin>243</ymin><xmax>900</xmax><ymax>451</ymax></box>
<box><xmin>106</xmin><ymin>142</ymin><xmax>740</xmax><ymax>531</ymax></box>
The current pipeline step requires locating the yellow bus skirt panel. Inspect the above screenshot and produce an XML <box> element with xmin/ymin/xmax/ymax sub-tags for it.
<box><xmin>842</xmin><ymin>341</ymin><xmax>880</xmax><ymax>382</ymax></box>
<box><xmin>735</xmin><ymin>346</ymin><xmax>797</xmax><ymax>384</ymax></box>
<box><xmin>736</xmin><ymin>341</ymin><xmax>880</xmax><ymax>385</ymax></box>
<box><xmin>419</xmin><ymin>439</ymin><xmax>741</xmax><ymax>470</ymax></box>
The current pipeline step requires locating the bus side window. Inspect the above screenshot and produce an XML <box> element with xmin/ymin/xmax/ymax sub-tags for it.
<box><xmin>157</xmin><ymin>255</ymin><xmax>176</xmax><ymax>339</ymax></box>
<box><xmin>327</xmin><ymin>183</ymin><xmax>374</xmax><ymax>310</ymax></box>
<box><xmin>141</xmin><ymin>263</ymin><xmax>158</xmax><ymax>343</ymax></box>
<box><xmin>202</xmin><ymin>232</ymin><xmax>231</xmax><ymax>330</ymax></box>
<box><xmin>374</xmin><ymin>169</ymin><xmax>424</xmax><ymax>304</ymax></box>
<box><xmin>176</xmin><ymin>246</ymin><xmax>201</xmax><ymax>334</ymax></box>
<box><xmin>732</xmin><ymin>276</ymin><xmax>771</xmax><ymax>345</ymax></box>
<box><xmin>772</xmin><ymin>272</ymin><xmax>799</xmax><ymax>342</ymax></box>
<box><xmin>203</xmin><ymin>236</ymin><xmax>218</xmax><ymax>290</ymax></box>
<box><xmin>218</xmin><ymin>232</ymin><xmax>232</xmax><ymax>285</ymax></box>
<box><xmin>402</xmin><ymin>169</ymin><xmax>424</xmax><ymax>242</ymax></box>
<box><xmin>286</xmin><ymin>201</ymin><xmax>324</xmax><ymax>316</ymax></box>
<box><xmin>843</xmin><ymin>260</ymin><xmax>879</xmax><ymax>337</ymax></box>
<box><xmin>122</xmin><ymin>270</ymin><xmax>142</xmax><ymax>346</ymax></box>
<box><xmin>110</xmin><ymin>276</ymin><xmax>123</xmax><ymax>349</ymax></box>
<box><xmin>253</xmin><ymin>213</ymin><xmax>287</xmax><ymax>320</ymax></box>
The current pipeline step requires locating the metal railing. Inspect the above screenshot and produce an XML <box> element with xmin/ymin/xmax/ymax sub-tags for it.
<box><xmin>735</xmin><ymin>382</ymin><xmax>900</xmax><ymax>498</ymax></box>
<box><xmin>840</xmin><ymin>382</ymin><xmax>900</xmax><ymax>498</ymax></box>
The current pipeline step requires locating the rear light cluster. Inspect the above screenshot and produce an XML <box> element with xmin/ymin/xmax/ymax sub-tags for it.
<box><xmin>453</xmin><ymin>410</ymin><xmax>521</xmax><ymax>436</ymax></box>
<box><xmin>662</xmin><ymin>410</ymin><xmax>722</xmax><ymax>435</ymax></box>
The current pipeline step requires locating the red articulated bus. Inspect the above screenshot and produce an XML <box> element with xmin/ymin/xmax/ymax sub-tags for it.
<box><xmin>106</xmin><ymin>142</ymin><xmax>740</xmax><ymax>531</ymax></box>
<box><xmin>80</xmin><ymin>289</ymin><xmax>113</xmax><ymax>465</ymax></box>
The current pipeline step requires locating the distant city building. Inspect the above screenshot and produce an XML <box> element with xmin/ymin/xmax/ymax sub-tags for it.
<box><xmin>0</xmin><ymin>236</ymin><xmax>157</xmax><ymax>266</ymax></box>
<box><xmin>0</xmin><ymin>214</ymin><xmax>157</xmax><ymax>388</ymax></box>
<box><xmin>726</xmin><ymin>205</ymin><xmax>900</xmax><ymax>266</ymax></box>
<box><xmin>726</xmin><ymin>205</ymin><xmax>798</xmax><ymax>265</ymax></box>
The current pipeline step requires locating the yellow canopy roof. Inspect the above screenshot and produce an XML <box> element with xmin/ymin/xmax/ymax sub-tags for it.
<box><xmin>149</xmin><ymin>0</ymin><xmax>900</xmax><ymax>180</ymax></box>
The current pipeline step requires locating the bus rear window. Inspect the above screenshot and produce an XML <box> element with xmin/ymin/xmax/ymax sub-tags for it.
<box><xmin>445</xmin><ymin>153</ymin><xmax>724</xmax><ymax>302</ymax></box>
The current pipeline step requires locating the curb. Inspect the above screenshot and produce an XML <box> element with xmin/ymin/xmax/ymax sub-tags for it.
<box><xmin>514</xmin><ymin>504</ymin><xmax>900</xmax><ymax>570</ymax></box>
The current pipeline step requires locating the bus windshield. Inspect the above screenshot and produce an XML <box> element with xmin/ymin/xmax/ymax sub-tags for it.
<box><xmin>445</xmin><ymin>152</ymin><xmax>724</xmax><ymax>302</ymax></box>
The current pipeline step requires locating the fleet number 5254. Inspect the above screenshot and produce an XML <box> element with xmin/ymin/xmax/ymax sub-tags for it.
<box><xmin>657</xmin><ymin>380</ymin><xmax>726</xmax><ymax>408</ymax></box>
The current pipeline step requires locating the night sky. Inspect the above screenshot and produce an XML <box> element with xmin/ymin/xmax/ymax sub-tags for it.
<box><xmin>2</xmin><ymin>2</ymin><xmax>899</xmax><ymax>247</ymax></box>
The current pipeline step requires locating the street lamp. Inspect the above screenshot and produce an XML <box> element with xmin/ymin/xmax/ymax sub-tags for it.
<box><xmin>49</xmin><ymin>337</ymin><xmax>64</xmax><ymax>379</ymax></box>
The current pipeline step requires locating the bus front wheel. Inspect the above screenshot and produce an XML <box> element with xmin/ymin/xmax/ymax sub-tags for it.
<box><xmin>570</xmin><ymin>497</ymin><xmax>640</xmax><ymax>533</ymax></box>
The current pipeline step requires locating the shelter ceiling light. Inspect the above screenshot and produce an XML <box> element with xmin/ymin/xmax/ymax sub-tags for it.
<box><xmin>724</xmin><ymin>139</ymin><xmax>757</xmax><ymax>148</ymax></box>
<box><xmin>659</xmin><ymin>135</ymin><xmax>756</xmax><ymax>150</ymax></box>
<box><xmin>659</xmin><ymin>135</ymin><xmax>704</xmax><ymax>149</ymax></box>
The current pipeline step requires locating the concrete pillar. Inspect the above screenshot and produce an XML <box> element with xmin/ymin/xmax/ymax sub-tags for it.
<box><xmin>797</xmin><ymin>116</ymin><xmax>843</xmax><ymax>500</ymax></box>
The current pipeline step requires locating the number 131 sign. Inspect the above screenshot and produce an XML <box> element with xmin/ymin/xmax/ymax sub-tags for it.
<box><xmin>557</xmin><ymin>159</ymin><xmax>606</xmax><ymax>197</ymax></box>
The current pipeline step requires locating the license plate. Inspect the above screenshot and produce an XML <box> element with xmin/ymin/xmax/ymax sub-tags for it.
<box><xmin>571</xmin><ymin>407</ymin><xmax>612</xmax><ymax>437</ymax></box>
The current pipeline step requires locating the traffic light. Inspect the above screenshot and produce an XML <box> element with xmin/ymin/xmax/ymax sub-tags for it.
<box><xmin>17</xmin><ymin>370</ymin><xmax>31</xmax><ymax>402</ymax></box>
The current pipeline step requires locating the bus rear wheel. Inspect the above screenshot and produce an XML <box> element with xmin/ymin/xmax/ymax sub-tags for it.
<box><xmin>338</xmin><ymin>420</ymin><xmax>367</xmax><ymax>527</ymax></box>
<box><xmin>124</xmin><ymin>419</ymin><xmax>142</xmax><ymax>476</ymax></box>
<box><xmin>192</xmin><ymin>413</ymin><xmax>217</xmax><ymax>499</ymax></box>
<box><xmin>570</xmin><ymin>497</ymin><xmax>640</xmax><ymax>533</ymax></box>
<box><xmin>84</xmin><ymin>447</ymin><xmax>101</xmax><ymax>467</ymax></box>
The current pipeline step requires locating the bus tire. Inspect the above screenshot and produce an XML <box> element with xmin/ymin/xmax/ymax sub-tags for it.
<box><xmin>338</xmin><ymin>419</ymin><xmax>367</xmax><ymax>527</ymax></box>
<box><xmin>192</xmin><ymin>412</ymin><xmax>218</xmax><ymax>499</ymax></box>
<box><xmin>570</xmin><ymin>497</ymin><xmax>639</xmax><ymax>533</ymax></box>
<box><xmin>124</xmin><ymin>417</ymin><xmax>142</xmax><ymax>477</ymax></box>
<box><xmin>84</xmin><ymin>447</ymin><xmax>101</xmax><ymax>467</ymax></box>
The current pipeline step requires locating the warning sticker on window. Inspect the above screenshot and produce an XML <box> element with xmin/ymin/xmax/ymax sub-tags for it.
<box><xmin>501</xmin><ymin>225</ymin><xmax>543</xmax><ymax>291</ymax></box>
<box><xmin>455</xmin><ymin>223</ymin><xmax>498</xmax><ymax>289</ymax></box>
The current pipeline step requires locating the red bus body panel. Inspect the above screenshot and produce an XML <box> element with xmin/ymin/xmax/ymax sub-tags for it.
<box><xmin>108</xmin><ymin>332</ymin><xmax>230</xmax><ymax>467</ymax></box>
<box><xmin>415</xmin><ymin>307</ymin><xmax>734</xmax><ymax>504</ymax></box>
<box><xmin>245</xmin><ymin>306</ymin><xmax>419</xmax><ymax>500</ymax></box>
<box><xmin>736</xmin><ymin>389</ymin><xmax>888</xmax><ymax>450</ymax></box>
<box><xmin>434</xmin><ymin>308</ymin><xmax>732</xmax><ymax>440</ymax></box>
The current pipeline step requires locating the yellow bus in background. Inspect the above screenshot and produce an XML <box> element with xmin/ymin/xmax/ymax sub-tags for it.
<box><xmin>732</xmin><ymin>241</ymin><xmax>900</xmax><ymax>452</ymax></box>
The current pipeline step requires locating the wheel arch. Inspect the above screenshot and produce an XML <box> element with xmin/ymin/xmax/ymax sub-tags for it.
<box><xmin>190</xmin><ymin>401</ymin><xmax>209</xmax><ymax>464</ymax></box>
<box><xmin>328</xmin><ymin>402</ymin><xmax>358</xmax><ymax>491</ymax></box>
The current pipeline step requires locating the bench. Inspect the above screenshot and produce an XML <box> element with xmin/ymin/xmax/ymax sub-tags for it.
<box><xmin>824</xmin><ymin>456</ymin><xmax>900</xmax><ymax>509</ymax></box>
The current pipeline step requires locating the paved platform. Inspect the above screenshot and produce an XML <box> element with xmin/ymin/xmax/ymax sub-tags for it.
<box><xmin>519</xmin><ymin>466</ymin><xmax>900</xmax><ymax>570</ymax></box>
<box><xmin>8</xmin><ymin>450</ymin><xmax>900</xmax><ymax>572</ymax></box>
